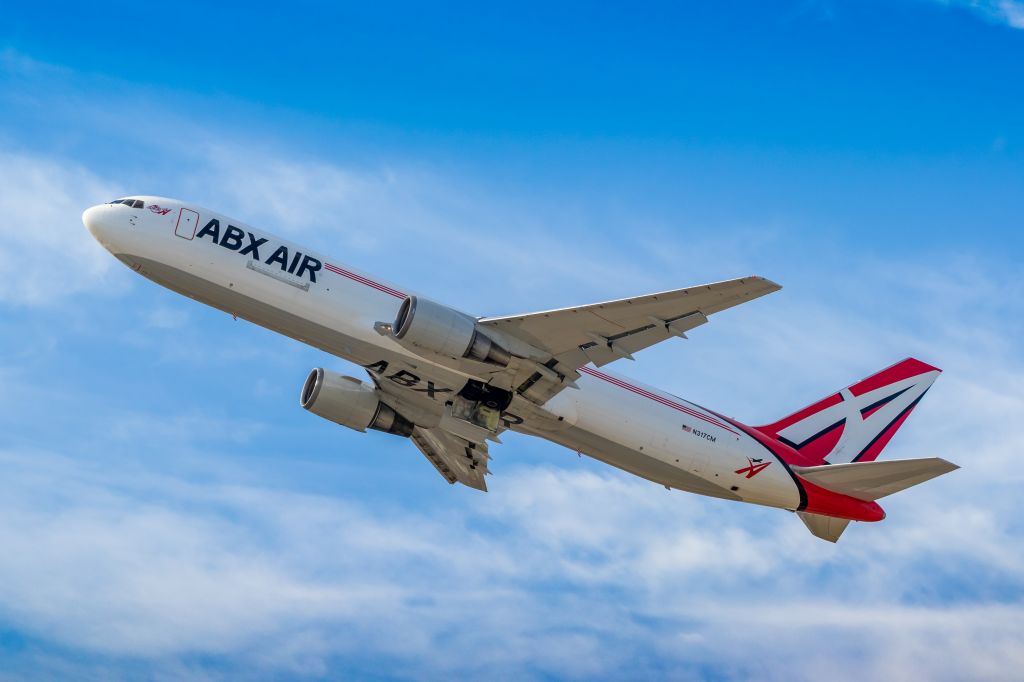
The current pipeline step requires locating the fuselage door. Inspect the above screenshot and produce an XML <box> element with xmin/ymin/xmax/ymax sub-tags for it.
<box><xmin>174</xmin><ymin>208</ymin><xmax>200</xmax><ymax>239</ymax></box>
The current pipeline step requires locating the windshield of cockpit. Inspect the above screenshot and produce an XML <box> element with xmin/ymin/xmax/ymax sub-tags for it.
<box><xmin>108</xmin><ymin>198</ymin><xmax>144</xmax><ymax>208</ymax></box>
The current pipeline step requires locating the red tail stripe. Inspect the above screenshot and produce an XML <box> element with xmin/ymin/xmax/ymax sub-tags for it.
<box><xmin>849</xmin><ymin>358</ymin><xmax>940</xmax><ymax>397</ymax></box>
<box><xmin>324</xmin><ymin>263</ymin><xmax>406</xmax><ymax>299</ymax></box>
<box><xmin>580</xmin><ymin>367</ymin><xmax>739</xmax><ymax>435</ymax></box>
<box><xmin>799</xmin><ymin>477</ymin><xmax>887</xmax><ymax>522</ymax></box>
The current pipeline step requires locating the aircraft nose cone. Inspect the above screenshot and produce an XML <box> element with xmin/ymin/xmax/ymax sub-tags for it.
<box><xmin>82</xmin><ymin>203</ymin><xmax>116</xmax><ymax>248</ymax></box>
<box><xmin>82</xmin><ymin>204</ymin><xmax>104</xmax><ymax>237</ymax></box>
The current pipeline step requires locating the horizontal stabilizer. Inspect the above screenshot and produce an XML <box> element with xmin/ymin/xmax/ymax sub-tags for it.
<box><xmin>793</xmin><ymin>457</ymin><xmax>959</xmax><ymax>502</ymax></box>
<box><xmin>798</xmin><ymin>512</ymin><xmax>851</xmax><ymax>543</ymax></box>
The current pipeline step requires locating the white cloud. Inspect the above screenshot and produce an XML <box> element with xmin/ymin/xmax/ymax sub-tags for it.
<box><xmin>183</xmin><ymin>148</ymin><xmax>664</xmax><ymax>311</ymax></box>
<box><xmin>144</xmin><ymin>306</ymin><xmax>190</xmax><ymax>330</ymax></box>
<box><xmin>0</xmin><ymin>49</ymin><xmax>1021</xmax><ymax>680</ymax></box>
<box><xmin>0</xmin><ymin>150</ymin><xmax>126</xmax><ymax>305</ymax></box>
<box><xmin>1</xmin><ymin>138</ymin><xmax>1020</xmax><ymax>678</ymax></box>
<box><xmin>0</xmin><ymin>444</ymin><xmax>1019</xmax><ymax>680</ymax></box>
<box><xmin>933</xmin><ymin>0</ymin><xmax>1024</xmax><ymax>28</ymax></box>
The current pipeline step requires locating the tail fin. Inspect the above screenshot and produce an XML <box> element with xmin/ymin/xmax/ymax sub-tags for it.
<box><xmin>755</xmin><ymin>358</ymin><xmax>941</xmax><ymax>465</ymax></box>
<box><xmin>797</xmin><ymin>512</ymin><xmax>850</xmax><ymax>543</ymax></box>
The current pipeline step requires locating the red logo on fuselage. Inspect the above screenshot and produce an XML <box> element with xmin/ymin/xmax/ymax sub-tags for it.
<box><xmin>148</xmin><ymin>204</ymin><xmax>172</xmax><ymax>215</ymax></box>
<box><xmin>734</xmin><ymin>457</ymin><xmax>771</xmax><ymax>478</ymax></box>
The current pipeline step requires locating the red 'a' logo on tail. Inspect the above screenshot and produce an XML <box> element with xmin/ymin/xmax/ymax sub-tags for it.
<box><xmin>735</xmin><ymin>457</ymin><xmax>771</xmax><ymax>478</ymax></box>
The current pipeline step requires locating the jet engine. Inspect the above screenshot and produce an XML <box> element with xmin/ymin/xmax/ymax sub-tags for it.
<box><xmin>300</xmin><ymin>368</ymin><xmax>413</xmax><ymax>436</ymax></box>
<box><xmin>391</xmin><ymin>296</ymin><xmax>511</xmax><ymax>368</ymax></box>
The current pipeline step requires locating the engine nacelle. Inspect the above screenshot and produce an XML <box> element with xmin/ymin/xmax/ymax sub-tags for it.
<box><xmin>300</xmin><ymin>368</ymin><xmax>413</xmax><ymax>436</ymax></box>
<box><xmin>392</xmin><ymin>296</ymin><xmax>511</xmax><ymax>368</ymax></box>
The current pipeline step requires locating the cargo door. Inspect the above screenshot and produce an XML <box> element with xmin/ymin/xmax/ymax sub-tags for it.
<box><xmin>174</xmin><ymin>208</ymin><xmax>199</xmax><ymax>239</ymax></box>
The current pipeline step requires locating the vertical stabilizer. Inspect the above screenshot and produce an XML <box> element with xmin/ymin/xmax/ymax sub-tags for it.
<box><xmin>797</xmin><ymin>512</ymin><xmax>851</xmax><ymax>543</ymax></box>
<box><xmin>755</xmin><ymin>358</ymin><xmax>941</xmax><ymax>465</ymax></box>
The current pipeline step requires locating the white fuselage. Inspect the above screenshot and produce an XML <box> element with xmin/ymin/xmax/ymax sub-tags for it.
<box><xmin>83</xmin><ymin>197</ymin><xmax>802</xmax><ymax>511</ymax></box>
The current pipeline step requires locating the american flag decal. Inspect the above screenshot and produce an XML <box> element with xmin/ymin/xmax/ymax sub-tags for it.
<box><xmin>682</xmin><ymin>424</ymin><xmax>691</xmax><ymax>432</ymax></box>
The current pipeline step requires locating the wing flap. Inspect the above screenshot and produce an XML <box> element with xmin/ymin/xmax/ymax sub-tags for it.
<box><xmin>578</xmin><ymin>311</ymin><xmax>710</xmax><ymax>367</ymax></box>
<box><xmin>410</xmin><ymin>426</ymin><xmax>490</xmax><ymax>491</ymax></box>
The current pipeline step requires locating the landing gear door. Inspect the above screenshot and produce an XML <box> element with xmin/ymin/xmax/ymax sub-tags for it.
<box><xmin>175</xmin><ymin>208</ymin><xmax>199</xmax><ymax>240</ymax></box>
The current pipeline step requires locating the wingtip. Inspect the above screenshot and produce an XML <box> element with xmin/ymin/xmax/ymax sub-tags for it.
<box><xmin>750</xmin><ymin>275</ymin><xmax>783</xmax><ymax>291</ymax></box>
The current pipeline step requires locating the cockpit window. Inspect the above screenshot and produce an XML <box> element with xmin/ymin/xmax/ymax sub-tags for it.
<box><xmin>108</xmin><ymin>198</ymin><xmax>144</xmax><ymax>208</ymax></box>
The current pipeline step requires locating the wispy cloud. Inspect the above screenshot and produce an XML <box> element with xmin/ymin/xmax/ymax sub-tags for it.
<box><xmin>0</xmin><ymin>48</ymin><xmax>1022</xmax><ymax>681</ymax></box>
<box><xmin>932</xmin><ymin>0</ymin><xmax>1024</xmax><ymax>28</ymax></box>
<box><xmin>0</xmin><ymin>443</ymin><xmax>1019</xmax><ymax>680</ymax></box>
<box><xmin>185</xmin><ymin>148</ymin><xmax>668</xmax><ymax>310</ymax></box>
<box><xmin>1</xmin><ymin>252</ymin><xmax>1022</xmax><ymax>678</ymax></box>
<box><xmin>2</xmin><ymin>268</ymin><xmax>1019</xmax><ymax>680</ymax></box>
<box><xmin>0</xmin><ymin>151</ymin><xmax>124</xmax><ymax>305</ymax></box>
<box><xmin>143</xmin><ymin>306</ymin><xmax>190</xmax><ymax>330</ymax></box>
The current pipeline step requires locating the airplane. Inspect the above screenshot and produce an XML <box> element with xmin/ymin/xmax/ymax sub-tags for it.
<box><xmin>83</xmin><ymin>196</ymin><xmax>958</xmax><ymax>542</ymax></box>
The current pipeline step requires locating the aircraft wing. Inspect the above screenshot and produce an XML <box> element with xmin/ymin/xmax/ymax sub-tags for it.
<box><xmin>410</xmin><ymin>426</ymin><xmax>490</xmax><ymax>491</ymax></box>
<box><xmin>481</xmin><ymin>276</ymin><xmax>779</xmax><ymax>368</ymax></box>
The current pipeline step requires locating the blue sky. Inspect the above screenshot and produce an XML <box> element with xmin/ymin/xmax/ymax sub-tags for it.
<box><xmin>0</xmin><ymin>1</ymin><xmax>1022</xmax><ymax>679</ymax></box>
